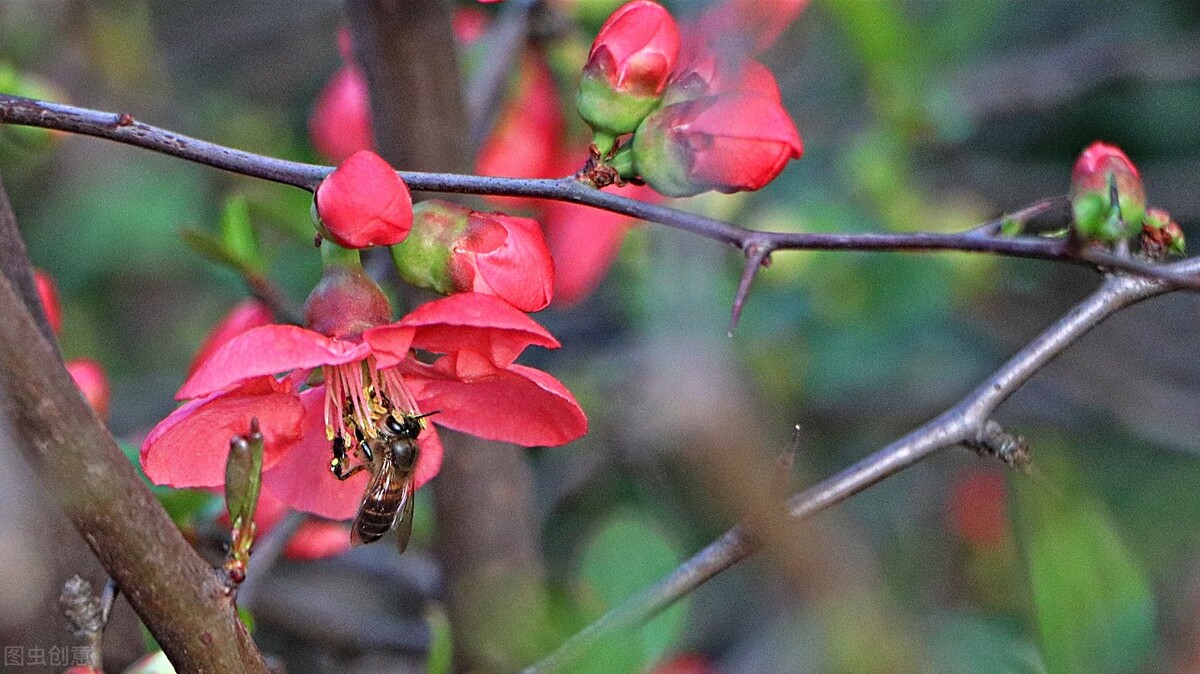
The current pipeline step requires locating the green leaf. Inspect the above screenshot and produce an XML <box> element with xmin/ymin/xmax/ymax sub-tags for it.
<box><xmin>218</xmin><ymin>195</ymin><xmax>264</xmax><ymax>274</ymax></box>
<box><xmin>1012</xmin><ymin>456</ymin><xmax>1155</xmax><ymax>674</ymax></box>
<box><xmin>426</xmin><ymin>605</ymin><xmax>453</xmax><ymax>674</ymax></box>
<box><xmin>575</xmin><ymin>511</ymin><xmax>689</xmax><ymax>674</ymax></box>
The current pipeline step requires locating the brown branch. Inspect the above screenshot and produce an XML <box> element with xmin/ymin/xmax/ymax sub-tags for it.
<box><xmin>0</xmin><ymin>183</ymin><xmax>268</xmax><ymax>672</ymax></box>
<box><xmin>1</xmin><ymin>95</ymin><xmax>1196</xmax><ymax>292</ymax></box>
<box><xmin>523</xmin><ymin>258</ymin><xmax>1200</xmax><ymax>672</ymax></box>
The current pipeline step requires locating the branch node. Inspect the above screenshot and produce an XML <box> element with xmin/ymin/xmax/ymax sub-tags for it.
<box><xmin>60</xmin><ymin>575</ymin><xmax>106</xmax><ymax>670</ymax></box>
<box><xmin>729</xmin><ymin>242</ymin><xmax>773</xmax><ymax>336</ymax></box>
<box><xmin>966</xmin><ymin>420</ymin><xmax>1032</xmax><ymax>472</ymax></box>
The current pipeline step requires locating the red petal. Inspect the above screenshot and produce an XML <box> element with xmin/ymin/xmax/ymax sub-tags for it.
<box><xmin>414</xmin><ymin>423</ymin><xmax>443</xmax><ymax>490</ymax></box>
<box><xmin>262</xmin><ymin>387</ymin><xmax>367</xmax><ymax>520</ymax></box>
<box><xmin>407</xmin><ymin>361</ymin><xmax>587</xmax><ymax>447</ymax></box>
<box><xmin>33</xmin><ymin>269</ymin><xmax>63</xmax><ymax>335</ymax></box>
<box><xmin>141</xmin><ymin>377</ymin><xmax>304</xmax><ymax>488</ymax></box>
<box><xmin>178</xmin><ymin>324</ymin><xmax>369</xmax><ymax>400</ymax></box>
<box><xmin>467</xmin><ymin>213</ymin><xmax>555</xmax><ymax>313</ymax></box>
<box><xmin>67</xmin><ymin>359</ymin><xmax>111</xmax><ymax>421</ymax></box>
<box><xmin>399</xmin><ymin>293</ymin><xmax>559</xmax><ymax>367</ymax></box>
<box><xmin>309</xmin><ymin>65</ymin><xmax>374</xmax><ymax>164</ymax></box>
<box><xmin>283</xmin><ymin>520</ymin><xmax>352</xmax><ymax>560</ymax></box>
<box><xmin>186</xmin><ymin>300</ymin><xmax>274</xmax><ymax>379</ymax></box>
<box><xmin>361</xmin><ymin>324</ymin><xmax>416</xmax><ymax>368</ymax></box>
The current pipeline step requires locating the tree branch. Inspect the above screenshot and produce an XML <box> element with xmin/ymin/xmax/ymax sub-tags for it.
<box><xmin>522</xmin><ymin>258</ymin><xmax>1200</xmax><ymax>673</ymax></box>
<box><xmin>1</xmin><ymin>94</ymin><xmax>1195</xmax><ymax>290</ymax></box>
<box><xmin>0</xmin><ymin>182</ymin><xmax>268</xmax><ymax>672</ymax></box>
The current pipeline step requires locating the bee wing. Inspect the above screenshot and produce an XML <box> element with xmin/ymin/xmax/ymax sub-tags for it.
<box><xmin>393</xmin><ymin>475</ymin><xmax>416</xmax><ymax>555</ymax></box>
<box><xmin>350</xmin><ymin>453</ymin><xmax>398</xmax><ymax>547</ymax></box>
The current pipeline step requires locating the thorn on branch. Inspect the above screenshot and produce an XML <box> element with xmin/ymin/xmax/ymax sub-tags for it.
<box><xmin>966</xmin><ymin>420</ymin><xmax>1032</xmax><ymax>472</ymax></box>
<box><xmin>729</xmin><ymin>243</ymin><xmax>773</xmax><ymax>335</ymax></box>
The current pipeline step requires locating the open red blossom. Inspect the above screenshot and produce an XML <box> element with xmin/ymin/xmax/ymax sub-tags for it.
<box><xmin>186</xmin><ymin>299</ymin><xmax>273</xmax><ymax>378</ymax></box>
<box><xmin>633</xmin><ymin>92</ymin><xmax>802</xmax><ymax>197</ymax></box>
<box><xmin>315</xmin><ymin>150</ymin><xmax>414</xmax><ymax>249</ymax></box>
<box><xmin>145</xmin><ymin>293</ymin><xmax>585</xmax><ymax>519</ymax></box>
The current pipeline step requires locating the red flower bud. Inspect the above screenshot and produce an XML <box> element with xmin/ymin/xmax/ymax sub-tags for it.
<box><xmin>1069</xmin><ymin>141</ymin><xmax>1146</xmax><ymax>242</ymax></box>
<box><xmin>303</xmin><ymin>264</ymin><xmax>392</xmax><ymax>339</ymax></box>
<box><xmin>577</xmin><ymin>0</ymin><xmax>681</xmax><ymax>136</ymax></box>
<box><xmin>392</xmin><ymin>201</ymin><xmax>554</xmax><ymax>312</ymax></box>
<box><xmin>314</xmin><ymin>150</ymin><xmax>414</xmax><ymax>249</ymax></box>
<box><xmin>451</xmin><ymin>211</ymin><xmax>554</xmax><ymax>313</ymax></box>
<box><xmin>309</xmin><ymin>65</ymin><xmax>374</xmax><ymax>163</ymax></box>
<box><xmin>33</xmin><ymin>269</ymin><xmax>62</xmax><ymax>335</ymax></box>
<box><xmin>632</xmin><ymin>92</ymin><xmax>802</xmax><ymax>197</ymax></box>
<box><xmin>68</xmin><ymin>359</ymin><xmax>111</xmax><ymax>421</ymax></box>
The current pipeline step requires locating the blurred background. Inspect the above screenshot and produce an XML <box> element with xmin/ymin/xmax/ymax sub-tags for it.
<box><xmin>2</xmin><ymin>0</ymin><xmax>1200</xmax><ymax>672</ymax></box>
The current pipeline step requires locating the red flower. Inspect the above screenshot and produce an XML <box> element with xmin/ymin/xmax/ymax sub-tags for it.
<box><xmin>476</xmin><ymin>51</ymin><xmax>565</xmax><ymax>210</ymax></box>
<box><xmin>394</xmin><ymin>201</ymin><xmax>555</xmax><ymax>312</ymax></box>
<box><xmin>632</xmin><ymin>92</ymin><xmax>802</xmax><ymax>197</ymax></box>
<box><xmin>577</xmin><ymin>0</ymin><xmax>681</xmax><ymax>136</ymax></box>
<box><xmin>948</xmin><ymin>469</ymin><xmax>1009</xmax><ymax>550</ymax></box>
<box><xmin>67</xmin><ymin>359</ymin><xmax>111</xmax><ymax>421</ymax></box>
<box><xmin>143</xmin><ymin>293</ymin><xmax>586</xmax><ymax>519</ymax></box>
<box><xmin>315</xmin><ymin>150</ymin><xmax>414</xmax><ymax>249</ymax></box>
<box><xmin>309</xmin><ymin>64</ymin><xmax>374</xmax><ymax>164</ymax></box>
<box><xmin>33</xmin><ymin>269</ymin><xmax>62</xmax><ymax>334</ymax></box>
<box><xmin>541</xmin><ymin>181</ymin><xmax>660</xmax><ymax>306</ymax></box>
<box><xmin>452</xmin><ymin>211</ymin><xmax>555</xmax><ymax>313</ymax></box>
<box><xmin>187</xmin><ymin>299</ymin><xmax>273</xmax><ymax>378</ymax></box>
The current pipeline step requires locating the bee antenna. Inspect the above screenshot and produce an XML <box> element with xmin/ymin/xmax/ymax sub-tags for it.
<box><xmin>414</xmin><ymin>410</ymin><xmax>441</xmax><ymax>420</ymax></box>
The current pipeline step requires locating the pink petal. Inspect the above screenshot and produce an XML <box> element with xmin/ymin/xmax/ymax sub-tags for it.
<box><xmin>283</xmin><ymin>519</ymin><xmax>352</xmax><ymax>560</ymax></box>
<box><xmin>399</xmin><ymin>293</ymin><xmax>559</xmax><ymax>366</ymax></box>
<box><xmin>141</xmin><ymin>377</ymin><xmax>305</xmax><ymax>488</ymax></box>
<box><xmin>361</xmin><ymin>324</ymin><xmax>416</xmax><ymax>368</ymax></box>
<box><xmin>407</xmin><ymin>361</ymin><xmax>587</xmax><ymax>447</ymax></box>
<box><xmin>186</xmin><ymin>300</ymin><xmax>274</xmax><ymax>379</ymax></box>
<box><xmin>262</xmin><ymin>388</ymin><xmax>368</xmax><ymax>520</ymax></box>
<box><xmin>413</xmin><ymin>423</ymin><xmax>443</xmax><ymax>490</ymax></box>
<box><xmin>178</xmin><ymin>324</ymin><xmax>370</xmax><ymax>400</ymax></box>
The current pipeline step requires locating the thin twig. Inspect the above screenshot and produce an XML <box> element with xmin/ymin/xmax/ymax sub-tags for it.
<box><xmin>523</xmin><ymin>259</ymin><xmax>1200</xmax><ymax>673</ymax></box>
<box><xmin>1</xmin><ymin>94</ymin><xmax>1196</xmax><ymax>290</ymax></box>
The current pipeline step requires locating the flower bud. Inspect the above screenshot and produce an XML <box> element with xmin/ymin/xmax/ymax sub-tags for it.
<box><xmin>576</xmin><ymin>0</ymin><xmax>680</xmax><ymax>140</ymax></box>
<box><xmin>304</xmin><ymin>253</ymin><xmax>392</xmax><ymax>339</ymax></box>
<box><xmin>1069</xmin><ymin>142</ymin><xmax>1146</xmax><ymax>243</ymax></box>
<box><xmin>632</xmin><ymin>92</ymin><xmax>802</xmax><ymax>197</ymax></box>
<box><xmin>33</xmin><ymin>269</ymin><xmax>63</xmax><ymax>335</ymax></box>
<box><xmin>392</xmin><ymin>200</ymin><xmax>555</xmax><ymax>312</ymax></box>
<box><xmin>314</xmin><ymin>150</ymin><xmax>414</xmax><ymax>249</ymax></box>
<box><xmin>1141</xmin><ymin>208</ymin><xmax>1185</xmax><ymax>258</ymax></box>
<box><xmin>67</xmin><ymin>359</ymin><xmax>111</xmax><ymax>422</ymax></box>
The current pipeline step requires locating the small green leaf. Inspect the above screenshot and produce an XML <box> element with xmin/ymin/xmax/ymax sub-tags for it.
<box><xmin>1012</xmin><ymin>455</ymin><xmax>1155</xmax><ymax>674</ymax></box>
<box><xmin>218</xmin><ymin>195</ymin><xmax>264</xmax><ymax>274</ymax></box>
<box><xmin>426</xmin><ymin>605</ymin><xmax>453</xmax><ymax>674</ymax></box>
<box><xmin>179</xmin><ymin>228</ymin><xmax>244</xmax><ymax>270</ymax></box>
<box><xmin>575</xmin><ymin>512</ymin><xmax>689</xmax><ymax>673</ymax></box>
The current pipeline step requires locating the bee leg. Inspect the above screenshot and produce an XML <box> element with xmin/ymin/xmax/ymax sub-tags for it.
<box><xmin>331</xmin><ymin>457</ymin><xmax>369</xmax><ymax>481</ymax></box>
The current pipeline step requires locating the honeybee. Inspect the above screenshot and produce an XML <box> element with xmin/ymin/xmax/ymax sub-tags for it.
<box><xmin>331</xmin><ymin>412</ymin><xmax>429</xmax><ymax>554</ymax></box>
